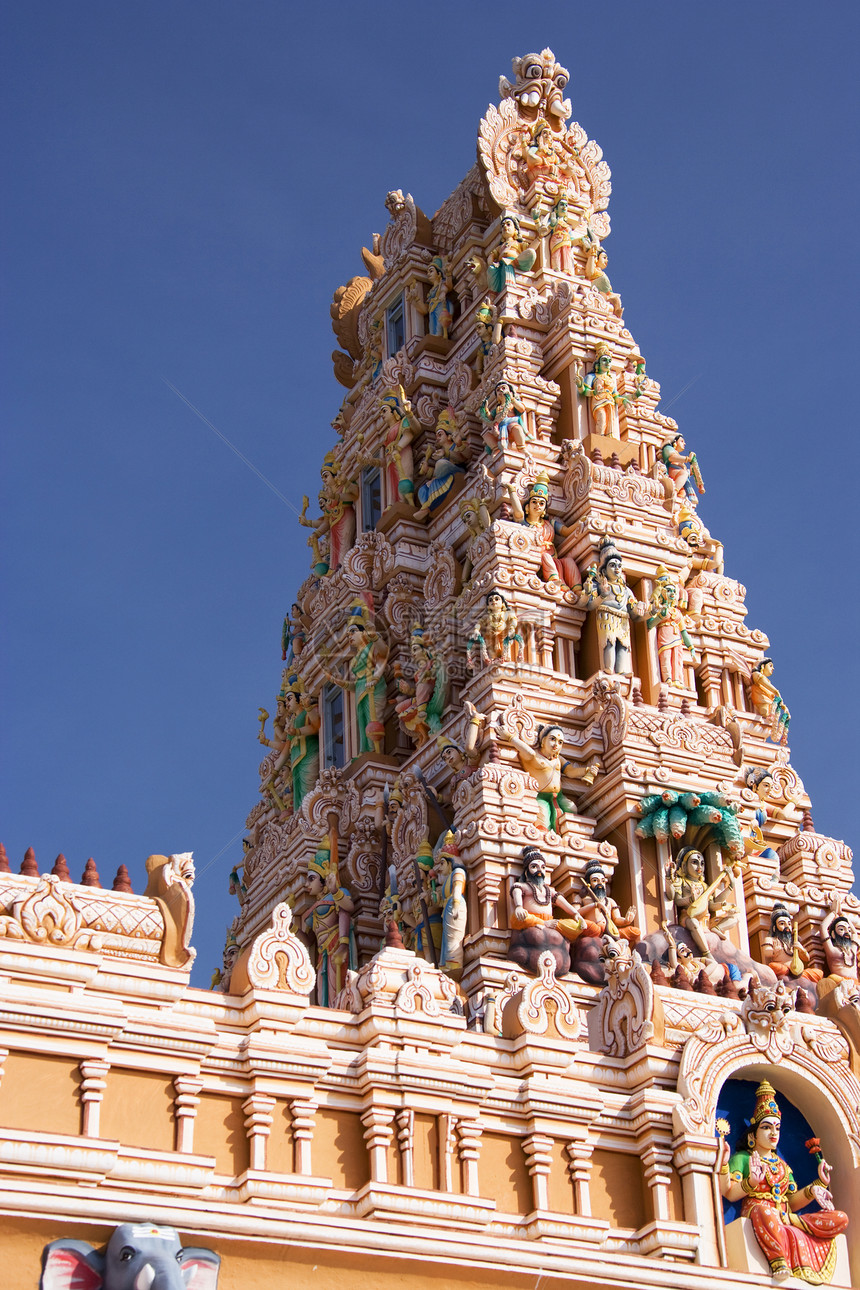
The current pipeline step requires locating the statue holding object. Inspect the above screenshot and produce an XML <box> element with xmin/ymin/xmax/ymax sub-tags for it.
<box><xmin>509</xmin><ymin>845</ymin><xmax>587</xmax><ymax>977</ymax></box>
<box><xmin>505</xmin><ymin>472</ymin><xmax>581</xmax><ymax>589</ymax></box>
<box><xmin>497</xmin><ymin>720</ymin><xmax>599</xmax><ymax>835</ymax></box>
<box><xmin>429</xmin><ymin>829</ymin><xmax>468</xmax><ymax>976</ymax></box>
<box><xmin>304</xmin><ymin>833</ymin><xmax>357</xmax><ymax>1007</ymax></box>
<box><xmin>393</xmin><ymin>623</ymin><xmax>447</xmax><ymax>747</ymax></box>
<box><xmin>414</xmin><ymin>406</ymin><xmax>470</xmax><ymax>519</ymax></box>
<box><xmin>298</xmin><ymin>451</ymin><xmax>358</xmax><ymax>575</ymax></box>
<box><xmin>749</xmin><ymin>658</ymin><xmax>791</xmax><ymax>744</ymax></box>
<box><xmin>575</xmin><ymin>343</ymin><xmax>632</xmax><ymax>437</ymax></box>
<box><xmin>479</xmin><ymin>379</ymin><xmax>530</xmax><ymax>454</ymax></box>
<box><xmin>379</xmin><ymin>385</ymin><xmax>417</xmax><ymax>507</ymax></box>
<box><xmin>715</xmin><ymin>1080</ymin><xmax>848</xmax><ymax>1282</ymax></box>
<box><xmin>486</xmin><ymin>214</ymin><xmax>537</xmax><ymax>292</ymax></box>
<box><xmin>577</xmin><ymin>857</ymin><xmax>640</xmax><ymax>944</ymax></box>
<box><xmin>408</xmin><ymin>255</ymin><xmax>453</xmax><ymax>339</ymax></box>
<box><xmin>818</xmin><ymin>896</ymin><xmax>860</xmax><ymax>1006</ymax></box>
<box><xmin>763</xmin><ymin>903</ymin><xmax>823</xmax><ymax>983</ymax></box>
<box><xmin>280</xmin><ymin>673</ymin><xmax>321</xmax><ymax>813</ymax></box>
<box><xmin>581</xmin><ymin>537</ymin><xmax>646</xmax><ymax>675</ymax></box>
<box><xmin>584</xmin><ymin>242</ymin><xmax>622</xmax><ymax>315</ymax></box>
<box><xmin>318</xmin><ymin>600</ymin><xmax>388</xmax><ymax>756</ymax></box>
<box><xmin>466</xmin><ymin>590</ymin><xmax>523</xmax><ymax>671</ymax></box>
<box><xmin>647</xmin><ymin>566</ymin><xmax>698</xmax><ymax>686</ymax></box>
<box><xmin>473</xmin><ymin>298</ymin><xmax>503</xmax><ymax>377</ymax></box>
<box><xmin>660</xmin><ymin>433</ymin><xmax>705</xmax><ymax>505</ymax></box>
<box><xmin>665</xmin><ymin>846</ymin><xmax>742</xmax><ymax>961</ymax></box>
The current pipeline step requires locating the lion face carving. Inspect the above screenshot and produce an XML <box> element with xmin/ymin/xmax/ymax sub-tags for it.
<box><xmin>499</xmin><ymin>49</ymin><xmax>571</xmax><ymax>125</ymax></box>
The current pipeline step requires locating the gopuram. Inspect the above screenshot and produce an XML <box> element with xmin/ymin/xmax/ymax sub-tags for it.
<box><xmin>3</xmin><ymin>47</ymin><xmax>858</xmax><ymax>1290</ymax></box>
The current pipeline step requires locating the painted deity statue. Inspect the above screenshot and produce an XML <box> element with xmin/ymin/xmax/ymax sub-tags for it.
<box><xmin>487</xmin><ymin>214</ymin><xmax>537</xmax><ymax>293</ymax></box>
<box><xmin>818</xmin><ymin>897</ymin><xmax>860</xmax><ymax>1005</ymax></box>
<box><xmin>466</xmin><ymin>590</ymin><xmax>523</xmax><ymax>671</ymax></box>
<box><xmin>660</xmin><ymin>433</ymin><xmax>705</xmax><ymax>505</ymax></box>
<box><xmin>581</xmin><ymin>537</ymin><xmax>645</xmax><ymax>675</ymax></box>
<box><xmin>281</xmin><ymin>600</ymin><xmax>307</xmax><ymax>664</ymax></box>
<box><xmin>414</xmin><ymin>406</ymin><xmax>470</xmax><ymax>520</ymax></box>
<box><xmin>584</xmin><ymin>242</ymin><xmax>622</xmax><ymax>316</ymax></box>
<box><xmin>576</xmin><ymin>343</ymin><xmax>628</xmax><ymax>438</ymax></box>
<box><xmin>258</xmin><ymin>695</ymin><xmax>291</xmax><ymax>813</ymax></box>
<box><xmin>647</xmin><ymin>567</ymin><xmax>697</xmax><ymax>686</ymax></box>
<box><xmin>665</xmin><ymin>846</ymin><xmax>740</xmax><ymax>960</ymax></box>
<box><xmin>577</xmin><ymin>858</ymin><xmax>640</xmax><ymax>945</ymax></box>
<box><xmin>677</xmin><ymin>504</ymin><xmax>725</xmax><ymax>576</ymax></box>
<box><xmin>429</xmin><ymin>830</ymin><xmax>468</xmax><ymax>976</ymax></box>
<box><xmin>716</xmin><ymin>1080</ymin><xmax>848</xmax><ymax>1282</ymax></box>
<box><xmin>763</xmin><ymin>903</ymin><xmax>822</xmax><ymax>983</ymax></box>
<box><xmin>473</xmin><ymin>298</ymin><xmax>503</xmax><ymax>377</ymax></box>
<box><xmin>497</xmin><ymin>721</ymin><xmax>599</xmax><ymax>835</ymax></box>
<box><xmin>436</xmin><ymin>728</ymin><xmax>482</xmax><ymax>806</ymax></box>
<box><xmin>303</xmin><ymin>835</ymin><xmax>357</xmax><ymax>1007</ymax></box>
<box><xmin>379</xmin><ymin>385</ymin><xmax>417</xmax><ymax>508</ymax></box>
<box><xmin>509</xmin><ymin>846</ymin><xmax>587</xmax><ymax>978</ymax></box>
<box><xmin>506</xmin><ymin>472</ymin><xmax>581</xmax><ymax>589</ymax></box>
<box><xmin>479</xmin><ymin>379</ymin><xmax>529</xmax><ymax>454</ymax></box>
<box><xmin>280</xmin><ymin>674</ymin><xmax>321</xmax><ymax>813</ymax></box>
<box><xmin>408</xmin><ymin>255</ymin><xmax>453</xmax><ymax>339</ymax></box>
<box><xmin>393</xmin><ymin>624</ymin><xmax>447</xmax><ymax>748</ymax></box>
<box><xmin>663</xmin><ymin>924</ymin><xmax>749</xmax><ymax>993</ymax></box>
<box><xmin>298</xmin><ymin>452</ymin><xmax>358</xmax><ymax>575</ymax></box>
<box><xmin>319</xmin><ymin>600</ymin><xmax>388</xmax><ymax>756</ymax></box>
<box><xmin>457</xmin><ymin>487</ymin><xmax>493</xmax><ymax>585</ymax></box>
<box><xmin>749</xmin><ymin>658</ymin><xmax>791</xmax><ymax>744</ymax></box>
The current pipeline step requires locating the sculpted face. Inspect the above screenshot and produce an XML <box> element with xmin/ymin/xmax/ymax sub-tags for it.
<box><xmin>596</xmin><ymin>354</ymin><xmax>611</xmax><ymax>373</ymax></box>
<box><xmin>307</xmin><ymin>872</ymin><xmax>324</xmax><ymax>898</ymax></box>
<box><xmin>500</xmin><ymin>218</ymin><xmax>517</xmax><ymax>239</ymax></box>
<box><xmin>775</xmin><ymin>915</ymin><xmax>792</xmax><ymax>935</ymax></box>
<box><xmin>605</xmin><ymin>557</ymin><xmax>624</xmax><ymax>580</ymax></box>
<box><xmin>525</xmin><ymin>493</ymin><xmax>547</xmax><ymax>522</ymax></box>
<box><xmin>284</xmin><ymin>691</ymin><xmax>299</xmax><ymax>716</ymax></box>
<box><xmin>525</xmin><ymin>853</ymin><xmax>547</xmax><ymax>883</ymax></box>
<box><xmin>540</xmin><ymin>728</ymin><xmax>564</xmax><ymax>758</ymax></box>
<box><xmin>487</xmin><ymin>592</ymin><xmax>503</xmax><ymax>609</ymax></box>
<box><xmin>754</xmin><ymin>1117</ymin><xmax>781</xmax><ymax>1154</ymax></box>
<box><xmin>441</xmin><ymin>745</ymin><xmax>462</xmax><ymax>769</ymax></box>
<box><xmin>684</xmin><ymin>851</ymin><xmax>705</xmax><ymax>879</ymax></box>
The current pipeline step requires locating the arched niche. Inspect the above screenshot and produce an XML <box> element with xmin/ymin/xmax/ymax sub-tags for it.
<box><xmin>674</xmin><ymin>1025</ymin><xmax>860</xmax><ymax>1282</ymax></box>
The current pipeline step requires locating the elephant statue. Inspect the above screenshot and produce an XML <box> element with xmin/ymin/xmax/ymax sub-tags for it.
<box><xmin>41</xmin><ymin>1222</ymin><xmax>220</xmax><ymax>1289</ymax></box>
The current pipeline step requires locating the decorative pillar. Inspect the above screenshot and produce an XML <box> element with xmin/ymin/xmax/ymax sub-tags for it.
<box><xmin>243</xmin><ymin>1093</ymin><xmax>276</xmax><ymax>1172</ymax></box>
<box><xmin>476</xmin><ymin>872</ymin><xmax>501</xmax><ymax>931</ymax></box>
<box><xmin>79</xmin><ymin>1060</ymin><xmax>110</xmax><ymax>1139</ymax></box>
<box><xmin>395</xmin><ymin>1107</ymin><xmax>414</xmax><ymax>1187</ymax></box>
<box><xmin>625</xmin><ymin>817</ymin><xmax>649</xmax><ymax>934</ymax></box>
<box><xmin>674</xmin><ymin>1138</ymin><xmax>721</xmax><ymax>1266</ymax></box>
<box><xmin>640</xmin><ymin>1141</ymin><xmax>674</xmax><ymax>1222</ymax></box>
<box><xmin>290</xmin><ymin>1097</ymin><xmax>318</xmax><ymax>1176</ymax></box>
<box><xmin>439</xmin><ymin>1113</ymin><xmax>458</xmax><ymax>1192</ymax></box>
<box><xmin>536</xmin><ymin>620</ymin><xmax>554</xmax><ymax>671</ymax></box>
<box><xmin>173</xmin><ymin>1075</ymin><xmax>202</xmax><ymax>1154</ymax></box>
<box><xmin>456</xmin><ymin>1118</ymin><xmax>483</xmax><ymax>1197</ymax></box>
<box><xmin>523</xmin><ymin>1132</ymin><xmax>553</xmax><ymax>1212</ymax></box>
<box><xmin>361</xmin><ymin>1105</ymin><xmax>395</xmax><ymax>1183</ymax></box>
<box><xmin>565</xmin><ymin>1138</ymin><xmax>594</xmax><ymax>1216</ymax></box>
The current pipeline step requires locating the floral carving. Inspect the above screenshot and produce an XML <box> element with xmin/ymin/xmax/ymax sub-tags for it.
<box><xmin>244</xmin><ymin>902</ymin><xmax>315</xmax><ymax>995</ymax></box>
<box><xmin>516</xmin><ymin>951</ymin><xmax>581</xmax><ymax>1039</ymax></box>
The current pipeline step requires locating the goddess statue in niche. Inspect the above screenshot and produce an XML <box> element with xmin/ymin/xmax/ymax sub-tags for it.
<box><xmin>716</xmin><ymin>1080</ymin><xmax>848</xmax><ymax>1283</ymax></box>
<box><xmin>581</xmin><ymin>536</ymin><xmax>645</xmax><ymax>675</ymax></box>
<box><xmin>486</xmin><ymin>214</ymin><xmax>537</xmax><ymax>292</ymax></box>
<box><xmin>318</xmin><ymin>600</ymin><xmax>388</xmax><ymax>756</ymax></box>
<box><xmin>408</xmin><ymin>255</ymin><xmax>454</xmax><ymax>339</ymax></box>
<box><xmin>505</xmin><ymin>472</ymin><xmax>581</xmax><ymax>589</ymax></box>
<box><xmin>414</xmin><ymin>406</ymin><xmax>470</xmax><ymax>519</ymax></box>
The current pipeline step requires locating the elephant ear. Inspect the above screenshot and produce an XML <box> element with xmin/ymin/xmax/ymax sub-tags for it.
<box><xmin>41</xmin><ymin>1240</ymin><xmax>104</xmax><ymax>1290</ymax></box>
<box><xmin>180</xmin><ymin>1247</ymin><xmax>221</xmax><ymax>1289</ymax></box>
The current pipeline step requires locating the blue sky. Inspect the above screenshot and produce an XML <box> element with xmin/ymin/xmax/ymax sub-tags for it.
<box><xmin>2</xmin><ymin>2</ymin><xmax>858</xmax><ymax>985</ymax></box>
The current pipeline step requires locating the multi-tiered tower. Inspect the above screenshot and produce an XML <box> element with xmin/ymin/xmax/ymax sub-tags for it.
<box><xmin>4</xmin><ymin>47</ymin><xmax>857</xmax><ymax>1290</ymax></box>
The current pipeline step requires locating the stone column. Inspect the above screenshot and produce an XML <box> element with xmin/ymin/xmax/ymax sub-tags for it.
<box><xmin>395</xmin><ymin>1107</ymin><xmax>414</xmax><ymax>1187</ymax></box>
<box><xmin>173</xmin><ymin>1075</ymin><xmax>203</xmax><ymax>1154</ymax></box>
<box><xmin>439</xmin><ymin>1113</ymin><xmax>458</xmax><ymax>1192</ymax></box>
<box><xmin>79</xmin><ymin>1060</ymin><xmax>110</xmax><ymax>1139</ymax></box>
<box><xmin>361</xmin><ymin>1105</ymin><xmax>395</xmax><ymax>1184</ymax></box>
<box><xmin>536</xmin><ymin>620</ymin><xmax>554</xmax><ymax>671</ymax></box>
<box><xmin>476</xmin><ymin>872</ymin><xmax>501</xmax><ymax>932</ymax></box>
<box><xmin>290</xmin><ymin>1097</ymin><xmax>318</xmax><ymax>1176</ymax></box>
<box><xmin>674</xmin><ymin>1137</ymin><xmax>720</xmax><ymax>1265</ymax></box>
<box><xmin>564</xmin><ymin>1138</ymin><xmax>594</xmax><ymax>1216</ymax></box>
<box><xmin>457</xmin><ymin>1118</ymin><xmax>483</xmax><ymax>1198</ymax></box>
<box><xmin>523</xmin><ymin>1132</ymin><xmax>553</xmax><ymax>1212</ymax></box>
<box><xmin>641</xmin><ymin>1141</ymin><xmax>674</xmax><ymax>1222</ymax></box>
<box><xmin>243</xmin><ymin>1093</ymin><xmax>276</xmax><ymax>1172</ymax></box>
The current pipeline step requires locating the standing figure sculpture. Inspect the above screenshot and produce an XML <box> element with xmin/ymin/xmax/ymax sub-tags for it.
<box><xmin>749</xmin><ymin>658</ymin><xmax>791</xmax><ymax>744</ymax></box>
<box><xmin>716</xmin><ymin>1080</ymin><xmax>848</xmax><ymax>1282</ymax></box>
<box><xmin>582</xmin><ymin>537</ymin><xmax>645</xmax><ymax>675</ymax></box>
<box><xmin>430</xmin><ymin>830</ymin><xmax>468</xmax><ymax>976</ymax></box>
<box><xmin>506</xmin><ymin>473</ymin><xmax>581</xmax><ymax>589</ymax></box>
<box><xmin>647</xmin><ymin>567</ymin><xmax>697</xmax><ymax>686</ymax></box>
<box><xmin>298</xmin><ymin>452</ymin><xmax>358</xmax><ymax>575</ymax></box>
<box><xmin>408</xmin><ymin>255</ymin><xmax>454</xmax><ymax>339</ymax></box>
<box><xmin>414</xmin><ymin>406</ymin><xmax>470</xmax><ymax>519</ymax></box>
<box><xmin>487</xmin><ymin>214</ymin><xmax>537</xmax><ymax>292</ymax></box>
<box><xmin>379</xmin><ymin>386</ymin><xmax>417</xmax><ymax>508</ymax></box>
<box><xmin>304</xmin><ymin>835</ymin><xmax>356</xmax><ymax>1007</ymax></box>
<box><xmin>660</xmin><ymin>433</ymin><xmax>705</xmax><ymax>505</ymax></box>
<box><xmin>319</xmin><ymin>600</ymin><xmax>388</xmax><ymax>756</ymax></box>
<box><xmin>393</xmin><ymin>624</ymin><xmax>447</xmax><ymax>747</ymax></box>
<box><xmin>584</xmin><ymin>242</ymin><xmax>622</xmax><ymax>315</ymax></box>
<box><xmin>576</xmin><ymin>343</ymin><xmax>627</xmax><ymax>437</ymax></box>
<box><xmin>466</xmin><ymin>590</ymin><xmax>523</xmax><ymax>671</ymax></box>
<box><xmin>665</xmin><ymin>846</ymin><xmax>740</xmax><ymax>960</ymax></box>
<box><xmin>479</xmin><ymin>379</ymin><xmax>529</xmax><ymax>454</ymax></box>
<box><xmin>509</xmin><ymin>846</ymin><xmax>587</xmax><ymax>977</ymax></box>
<box><xmin>473</xmin><ymin>298</ymin><xmax>503</xmax><ymax>377</ymax></box>
<box><xmin>497</xmin><ymin>720</ymin><xmax>599</xmax><ymax>835</ymax></box>
<box><xmin>280</xmin><ymin>674</ymin><xmax>321</xmax><ymax>813</ymax></box>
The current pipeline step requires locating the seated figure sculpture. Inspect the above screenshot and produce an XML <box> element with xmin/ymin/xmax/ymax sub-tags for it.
<box><xmin>509</xmin><ymin>845</ymin><xmax>586</xmax><ymax>977</ymax></box>
<box><xmin>716</xmin><ymin>1080</ymin><xmax>848</xmax><ymax>1283</ymax></box>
